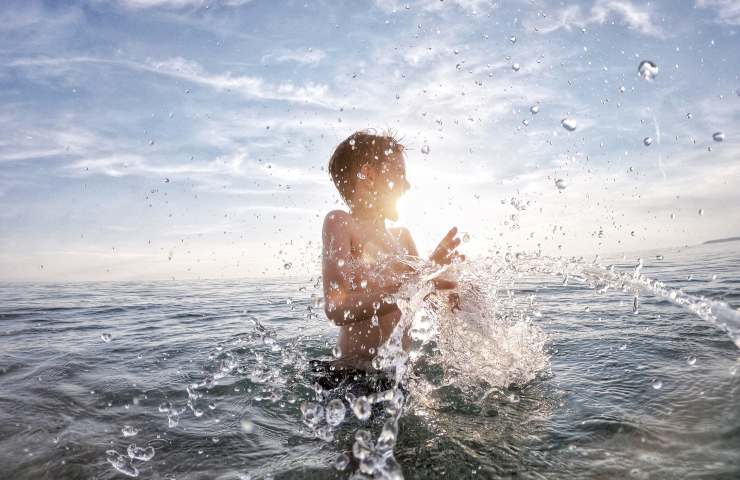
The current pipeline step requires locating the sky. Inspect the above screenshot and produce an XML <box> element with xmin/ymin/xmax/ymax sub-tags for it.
<box><xmin>0</xmin><ymin>0</ymin><xmax>738</xmax><ymax>282</ymax></box>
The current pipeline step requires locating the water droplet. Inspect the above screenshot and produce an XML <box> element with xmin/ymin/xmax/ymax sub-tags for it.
<box><xmin>511</xmin><ymin>63</ymin><xmax>521</xmax><ymax>72</ymax></box>
<box><xmin>360</xmin><ymin>279</ymin><xmax>368</xmax><ymax>289</ymax></box>
<box><xmin>163</xmin><ymin>177</ymin><xmax>170</xmax><ymax>183</ymax></box>
<box><xmin>349</xmin><ymin>138</ymin><xmax>356</xmax><ymax>147</ymax></box>
<box><xmin>240</xmin><ymin>418</ymin><xmax>255</xmax><ymax>433</ymax></box>
<box><xmin>121</xmin><ymin>425</ymin><xmax>139</xmax><ymax>437</ymax></box>
<box><xmin>509</xmin><ymin>35</ymin><xmax>517</xmax><ymax>44</ymax></box>
<box><xmin>333</xmin><ymin>453</ymin><xmax>350</xmax><ymax>471</ymax></box>
<box><xmin>638</xmin><ymin>60</ymin><xmax>658</xmax><ymax>81</ymax></box>
<box><xmin>332</xmin><ymin>345</ymin><xmax>342</xmax><ymax>358</ymax></box>
<box><xmin>656</xmin><ymin>254</ymin><xmax>664</xmax><ymax>260</ymax></box>
<box><xmin>522</xmin><ymin>119</ymin><xmax>529</xmax><ymax>127</ymax></box>
<box><xmin>561</xmin><ymin>117</ymin><xmax>577</xmax><ymax>131</ymax></box>
<box><xmin>687</xmin><ymin>356</ymin><xmax>697</xmax><ymax>366</ymax></box>
<box><xmin>127</xmin><ymin>444</ymin><xmax>155</xmax><ymax>462</ymax></box>
<box><xmin>300</xmin><ymin>402</ymin><xmax>324</xmax><ymax>428</ymax></box>
<box><xmin>530</xmin><ymin>104</ymin><xmax>539</xmax><ymax>114</ymax></box>
<box><xmin>101</xmin><ymin>333</ymin><xmax>112</xmax><ymax>343</ymax></box>
<box><xmin>351</xmin><ymin>396</ymin><xmax>371</xmax><ymax>421</ymax></box>
<box><xmin>643</xmin><ymin>136</ymin><xmax>653</xmax><ymax>146</ymax></box>
<box><xmin>652</xmin><ymin>379</ymin><xmax>663</xmax><ymax>390</ymax></box>
<box><xmin>325</xmin><ymin>399</ymin><xmax>346</xmax><ymax>427</ymax></box>
<box><xmin>619</xmin><ymin>85</ymin><xmax>626</xmax><ymax>93</ymax></box>
<box><xmin>283</xmin><ymin>262</ymin><xmax>292</xmax><ymax>270</ymax></box>
<box><xmin>106</xmin><ymin>450</ymin><xmax>139</xmax><ymax>478</ymax></box>
<box><xmin>420</xmin><ymin>144</ymin><xmax>430</xmax><ymax>155</ymax></box>
<box><xmin>395</xmin><ymin>93</ymin><xmax>400</xmax><ymax>100</ymax></box>
<box><xmin>712</xmin><ymin>131</ymin><xmax>725</xmax><ymax>142</ymax></box>
<box><xmin>554</xmin><ymin>178</ymin><xmax>567</xmax><ymax>191</ymax></box>
<box><xmin>698</xmin><ymin>208</ymin><xmax>704</xmax><ymax>216</ymax></box>
<box><xmin>462</xmin><ymin>233</ymin><xmax>470</xmax><ymax>242</ymax></box>
<box><xmin>455</xmin><ymin>63</ymin><xmax>462</xmax><ymax>71</ymax></box>
<box><xmin>686</xmin><ymin>112</ymin><xmax>692</xmax><ymax>119</ymax></box>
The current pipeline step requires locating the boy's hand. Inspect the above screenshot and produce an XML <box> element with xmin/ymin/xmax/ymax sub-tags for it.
<box><xmin>430</xmin><ymin>227</ymin><xmax>465</xmax><ymax>266</ymax></box>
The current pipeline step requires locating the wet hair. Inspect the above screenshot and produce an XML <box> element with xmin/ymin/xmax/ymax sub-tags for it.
<box><xmin>328</xmin><ymin>130</ymin><xmax>404</xmax><ymax>205</ymax></box>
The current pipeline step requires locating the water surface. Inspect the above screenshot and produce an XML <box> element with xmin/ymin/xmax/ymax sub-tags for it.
<box><xmin>1</xmin><ymin>242</ymin><xmax>738</xmax><ymax>479</ymax></box>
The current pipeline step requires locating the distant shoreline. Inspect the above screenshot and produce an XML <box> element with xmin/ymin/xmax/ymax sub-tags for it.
<box><xmin>703</xmin><ymin>236</ymin><xmax>740</xmax><ymax>245</ymax></box>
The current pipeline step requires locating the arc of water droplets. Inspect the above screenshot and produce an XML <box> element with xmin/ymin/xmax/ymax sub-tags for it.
<box><xmin>522</xmin><ymin>254</ymin><xmax>740</xmax><ymax>349</ymax></box>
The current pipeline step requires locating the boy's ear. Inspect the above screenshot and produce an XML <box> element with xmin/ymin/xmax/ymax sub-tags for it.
<box><xmin>360</xmin><ymin>162</ymin><xmax>372</xmax><ymax>180</ymax></box>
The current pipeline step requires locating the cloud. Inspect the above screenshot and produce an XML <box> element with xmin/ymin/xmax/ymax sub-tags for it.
<box><xmin>373</xmin><ymin>0</ymin><xmax>494</xmax><ymax>14</ymax></box>
<box><xmin>113</xmin><ymin>0</ymin><xmax>254</xmax><ymax>10</ymax></box>
<box><xmin>533</xmin><ymin>0</ymin><xmax>664</xmax><ymax>38</ymax></box>
<box><xmin>263</xmin><ymin>48</ymin><xmax>327</xmax><ymax>66</ymax></box>
<box><xmin>67</xmin><ymin>148</ymin><xmax>327</xmax><ymax>186</ymax></box>
<box><xmin>0</xmin><ymin>119</ymin><xmax>100</xmax><ymax>164</ymax></box>
<box><xmin>696</xmin><ymin>0</ymin><xmax>740</xmax><ymax>25</ymax></box>
<box><xmin>0</xmin><ymin>3</ymin><xmax>81</xmax><ymax>33</ymax></box>
<box><xmin>8</xmin><ymin>55</ymin><xmax>337</xmax><ymax>107</ymax></box>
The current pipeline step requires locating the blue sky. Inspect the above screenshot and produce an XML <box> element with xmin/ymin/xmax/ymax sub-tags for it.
<box><xmin>0</xmin><ymin>0</ymin><xmax>739</xmax><ymax>281</ymax></box>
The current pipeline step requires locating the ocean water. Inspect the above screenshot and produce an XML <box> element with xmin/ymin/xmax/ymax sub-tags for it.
<box><xmin>1</xmin><ymin>241</ymin><xmax>739</xmax><ymax>479</ymax></box>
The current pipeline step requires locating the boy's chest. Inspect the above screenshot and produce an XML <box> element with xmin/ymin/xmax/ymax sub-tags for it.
<box><xmin>350</xmin><ymin>228</ymin><xmax>403</xmax><ymax>263</ymax></box>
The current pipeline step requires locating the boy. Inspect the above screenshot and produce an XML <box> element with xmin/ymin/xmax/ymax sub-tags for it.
<box><xmin>322</xmin><ymin>130</ymin><xmax>462</xmax><ymax>370</ymax></box>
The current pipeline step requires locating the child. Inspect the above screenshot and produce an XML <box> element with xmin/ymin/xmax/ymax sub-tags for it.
<box><xmin>322</xmin><ymin>130</ymin><xmax>462</xmax><ymax>370</ymax></box>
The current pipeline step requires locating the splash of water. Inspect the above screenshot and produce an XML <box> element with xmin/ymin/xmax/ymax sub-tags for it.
<box><xmin>141</xmin><ymin>251</ymin><xmax>739</xmax><ymax>480</ymax></box>
<box><xmin>518</xmin><ymin>253</ymin><xmax>740</xmax><ymax>349</ymax></box>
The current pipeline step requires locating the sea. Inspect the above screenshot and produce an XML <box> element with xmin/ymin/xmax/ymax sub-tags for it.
<box><xmin>1</xmin><ymin>240</ymin><xmax>738</xmax><ymax>479</ymax></box>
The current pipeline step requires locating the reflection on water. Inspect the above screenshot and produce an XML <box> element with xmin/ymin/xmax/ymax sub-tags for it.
<box><xmin>0</xmin><ymin>242</ymin><xmax>738</xmax><ymax>479</ymax></box>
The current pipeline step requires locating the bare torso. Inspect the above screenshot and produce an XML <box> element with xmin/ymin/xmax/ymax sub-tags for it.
<box><xmin>327</xmin><ymin>212</ymin><xmax>415</xmax><ymax>368</ymax></box>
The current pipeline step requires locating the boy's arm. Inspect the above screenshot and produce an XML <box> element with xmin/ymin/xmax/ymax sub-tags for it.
<box><xmin>322</xmin><ymin>212</ymin><xmax>403</xmax><ymax>326</ymax></box>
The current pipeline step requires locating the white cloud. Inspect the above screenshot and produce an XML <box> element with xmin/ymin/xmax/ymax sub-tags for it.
<box><xmin>373</xmin><ymin>0</ymin><xmax>494</xmax><ymax>14</ymax></box>
<box><xmin>263</xmin><ymin>48</ymin><xmax>327</xmax><ymax>66</ymax></box>
<box><xmin>0</xmin><ymin>121</ymin><xmax>100</xmax><ymax>163</ymax></box>
<box><xmin>0</xmin><ymin>3</ymin><xmax>81</xmax><ymax>33</ymax></box>
<box><xmin>114</xmin><ymin>0</ymin><xmax>254</xmax><ymax>10</ymax></box>
<box><xmin>67</xmin><ymin>148</ymin><xmax>327</xmax><ymax>185</ymax></box>
<box><xmin>534</xmin><ymin>0</ymin><xmax>664</xmax><ymax>38</ymax></box>
<box><xmin>8</xmin><ymin>55</ymin><xmax>337</xmax><ymax>107</ymax></box>
<box><xmin>696</xmin><ymin>0</ymin><xmax>740</xmax><ymax>25</ymax></box>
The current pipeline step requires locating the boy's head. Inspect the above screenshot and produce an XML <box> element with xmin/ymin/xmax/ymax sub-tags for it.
<box><xmin>329</xmin><ymin>130</ymin><xmax>410</xmax><ymax>221</ymax></box>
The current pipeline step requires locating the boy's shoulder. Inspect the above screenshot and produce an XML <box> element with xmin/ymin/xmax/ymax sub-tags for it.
<box><xmin>323</xmin><ymin>209</ymin><xmax>355</xmax><ymax>231</ymax></box>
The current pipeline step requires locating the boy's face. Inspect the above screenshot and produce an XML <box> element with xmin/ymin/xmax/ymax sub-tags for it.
<box><xmin>367</xmin><ymin>153</ymin><xmax>410</xmax><ymax>221</ymax></box>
